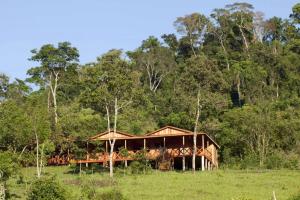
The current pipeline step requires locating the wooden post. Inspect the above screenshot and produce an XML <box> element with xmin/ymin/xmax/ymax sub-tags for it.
<box><xmin>163</xmin><ymin>137</ymin><xmax>166</xmax><ymax>148</ymax></box>
<box><xmin>144</xmin><ymin>138</ymin><xmax>146</xmax><ymax>149</ymax></box>
<box><xmin>205</xmin><ymin>139</ymin><xmax>208</xmax><ymax>170</ymax></box>
<box><xmin>124</xmin><ymin>140</ymin><xmax>127</xmax><ymax>168</ymax></box>
<box><xmin>105</xmin><ymin>141</ymin><xmax>108</xmax><ymax>153</ymax></box>
<box><xmin>182</xmin><ymin>136</ymin><xmax>185</xmax><ymax>171</ymax></box>
<box><xmin>201</xmin><ymin>135</ymin><xmax>205</xmax><ymax>171</ymax></box>
<box><xmin>103</xmin><ymin>140</ymin><xmax>108</xmax><ymax>167</ymax></box>
<box><xmin>86</xmin><ymin>142</ymin><xmax>89</xmax><ymax>167</ymax></box>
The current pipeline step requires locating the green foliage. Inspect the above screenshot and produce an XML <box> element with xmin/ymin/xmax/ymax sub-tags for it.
<box><xmin>59</xmin><ymin>102</ymin><xmax>105</xmax><ymax>138</ymax></box>
<box><xmin>289</xmin><ymin>192</ymin><xmax>300</xmax><ymax>200</ymax></box>
<box><xmin>97</xmin><ymin>189</ymin><xmax>126</xmax><ymax>200</ymax></box>
<box><xmin>0</xmin><ymin>152</ymin><xmax>19</xmax><ymax>181</ymax></box>
<box><xmin>129</xmin><ymin>150</ymin><xmax>152</xmax><ymax>174</ymax></box>
<box><xmin>0</xmin><ymin>3</ymin><xmax>300</xmax><ymax>170</ymax></box>
<box><xmin>291</xmin><ymin>3</ymin><xmax>300</xmax><ymax>24</ymax></box>
<box><xmin>27</xmin><ymin>177</ymin><xmax>67</xmax><ymax>200</ymax></box>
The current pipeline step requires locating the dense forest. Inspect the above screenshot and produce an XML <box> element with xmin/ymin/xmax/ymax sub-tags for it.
<box><xmin>1</xmin><ymin>2</ymin><xmax>300</xmax><ymax>170</ymax></box>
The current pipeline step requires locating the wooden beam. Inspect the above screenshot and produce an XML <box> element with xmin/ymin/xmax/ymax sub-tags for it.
<box><xmin>105</xmin><ymin>141</ymin><xmax>108</xmax><ymax>153</ymax></box>
<box><xmin>201</xmin><ymin>134</ymin><xmax>205</xmax><ymax>171</ymax></box>
<box><xmin>182</xmin><ymin>135</ymin><xmax>185</xmax><ymax>171</ymax></box>
<box><xmin>125</xmin><ymin>140</ymin><xmax>127</xmax><ymax>168</ymax></box>
<box><xmin>86</xmin><ymin>142</ymin><xmax>89</xmax><ymax>167</ymax></box>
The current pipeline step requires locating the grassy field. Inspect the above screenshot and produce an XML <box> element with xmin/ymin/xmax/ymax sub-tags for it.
<box><xmin>7</xmin><ymin>166</ymin><xmax>300</xmax><ymax>200</ymax></box>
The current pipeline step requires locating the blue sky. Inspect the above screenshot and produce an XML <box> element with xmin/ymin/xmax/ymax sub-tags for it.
<box><xmin>0</xmin><ymin>0</ymin><xmax>298</xmax><ymax>80</ymax></box>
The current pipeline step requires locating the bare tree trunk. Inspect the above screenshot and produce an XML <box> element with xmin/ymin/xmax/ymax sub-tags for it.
<box><xmin>35</xmin><ymin>131</ymin><xmax>40</xmax><ymax>179</ymax></box>
<box><xmin>107</xmin><ymin>98</ymin><xmax>118</xmax><ymax>178</ymax></box>
<box><xmin>0</xmin><ymin>171</ymin><xmax>5</xmax><ymax>200</ymax></box>
<box><xmin>40</xmin><ymin>143</ymin><xmax>44</xmax><ymax>175</ymax></box>
<box><xmin>220</xmin><ymin>38</ymin><xmax>230</xmax><ymax>71</ymax></box>
<box><xmin>49</xmin><ymin>71</ymin><xmax>59</xmax><ymax>125</ymax></box>
<box><xmin>276</xmin><ymin>83</ymin><xmax>279</xmax><ymax>99</ymax></box>
<box><xmin>190</xmin><ymin>39</ymin><xmax>197</xmax><ymax>57</ymax></box>
<box><xmin>239</xmin><ymin>25</ymin><xmax>249</xmax><ymax>52</ymax></box>
<box><xmin>272</xmin><ymin>191</ymin><xmax>277</xmax><ymax>200</ymax></box>
<box><xmin>192</xmin><ymin>91</ymin><xmax>201</xmax><ymax>173</ymax></box>
<box><xmin>47</xmin><ymin>89</ymin><xmax>51</xmax><ymax>112</ymax></box>
<box><xmin>18</xmin><ymin>145</ymin><xmax>28</xmax><ymax>160</ymax></box>
<box><xmin>236</xmin><ymin>73</ymin><xmax>242</xmax><ymax>107</ymax></box>
<box><xmin>0</xmin><ymin>182</ymin><xmax>5</xmax><ymax>200</ymax></box>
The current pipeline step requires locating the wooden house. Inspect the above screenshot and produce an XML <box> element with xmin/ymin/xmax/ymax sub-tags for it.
<box><xmin>69</xmin><ymin>126</ymin><xmax>220</xmax><ymax>171</ymax></box>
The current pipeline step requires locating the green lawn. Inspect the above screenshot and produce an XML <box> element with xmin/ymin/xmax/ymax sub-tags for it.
<box><xmin>7</xmin><ymin>166</ymin><xmax>300</xmax><ymax>200</ymax></box>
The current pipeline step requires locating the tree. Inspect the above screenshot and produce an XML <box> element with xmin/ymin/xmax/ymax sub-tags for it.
<box><xmin>80</xmin><ymin>50</ymin><xmax>135</xmax><ymax>177</ymax></box>
<box><xmin>290</xmin><ymin>3</ymin><xmax>300</xmax><ymax>24</ymax></box>
<box><xmin>129</xmin><ymin>36</ymin><xmax>176</xmax><ymax>93</ymax></box>
<box><xmin>179</xmin><ymin>55</ymin><xmax>228</xmax><ymax>171</ymax></box>
<box><xmin>192</xmin><ymin>90</ymin><xmax>201</xmax><ymax>172</ymax></box>
<box><xmin>253</xmin><ymin>11</ymin><xmax>266</xmax><ymax>43</ymax></box>
<box><xmin>0</xmin><ymin>101</ymin><xmax>32</xmax><ymax>153</ymax></box>
<box><xmin>0</xmin><ymin>152</ymin><xmax>19</xmax><ymax>199</ymax></box>
<box><xmin>211</xmin><ymin>8</ymin><xmax>232</xmax><ymax>70</ymax></box>
<box><xmin>0</xmin><ymin>74</ymin><xmax>9</xmax><ymax>103</ymax></box>
<box><xmin>225</xmin><ymin>2</ymin><xmax>254</xmax><ymax>53</ymax></box>
<box><xmin>28</xmin><ymin>42</ymin><xmax>79</xmax><ymax>130</ymax></box>
<box><xmin>25</xmin><ymin>93</ymin><xmax>51</xmax><ymax>178</ymax></box>
<box><xmin>174</xmin><ymin>13</ymin><xmax>211</xmax><ymax>56</ymax></box>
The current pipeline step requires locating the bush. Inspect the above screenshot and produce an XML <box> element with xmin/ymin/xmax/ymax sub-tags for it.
<box><xmin>289</xmin><ymin>192</ymin><xmax>300</xmax><ymax>200</ymax></box>
<box><xmin>266</xmin><ymin>151</ymin><xmax>299</xmax><ymax>169</ymax></box>
<box><xmin>129</xmin><ymin>161</ymin><xmax>144</xmax><ymax>174</ymax></box>
<box><xmin>80</xmin><ymin>184</ymin><xmax>125</xmax><ymax>200</ymax></box>
<box><xmin>0</xmin><ymin>152</ymin><xmax>19</xmax><ymax>181</ymax></box>
<box><xmin>266</xmin><ymin>151</ymin><xmax>285</xmax><ymax>169</ymax></box>
<box><xmin>80</xmin><ymin>184</ymin><xmax>97</xmax><ymax>200</ymax></box>
<box><xmin>129</xmin><ymin>149</ymin><xmax>151</xmax><ymax>174</ymax></box>
<box><xmin>240</xmin><ymin>153</ymin><xmax>260</xmax><ymax>169</ymax></box>
<box><xmin>97</xmin><ymin>189</ymin><xmax>126</xmax><ymax>200</ymax></box>
<box><xmin>27</xmin><ymin>177</ymin><xmax>67</xmax><ymax>200</ymax></box>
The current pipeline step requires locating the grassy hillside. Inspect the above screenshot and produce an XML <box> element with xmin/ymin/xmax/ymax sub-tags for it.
<box><xmin>7</xmin><ymin>166</ymin><xmax>300</xmax><ymax>200</ymax></box>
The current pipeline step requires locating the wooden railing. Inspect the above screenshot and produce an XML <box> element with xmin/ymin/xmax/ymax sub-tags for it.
<box><xmin>68</xmin><ymin>147</ymin><xmax>214</xmax><ymax>165</ymax></box>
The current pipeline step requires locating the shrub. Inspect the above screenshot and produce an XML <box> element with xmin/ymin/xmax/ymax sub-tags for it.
<box><xmin>129</xmin><ymin>149</ymin><xmax>151</xmax><ymax>174</ymax></box>
<box><xmin>266</xmin><ymin>151</ymin><xmax>299</xmax><ymax>169</ymax></box>
<box><xmin>81</xmin><ymin>184</ymin><xmax>97</xmax><ymax>200</ymax></box>
<box><xmin>129</xmin><ymin>161</ymin><xmax>144</xmax><ymax>174</ymax></box>
<box><xmin>266</xmin><ymin>151</ymin><xmax>285</xmax><ymax>169</ymax></box>
<box><xmin>0</xmin><ymin>152</ymin><xmax>19</xmax><ymax>181</ymax></box>
<box><xmin>240</xmin><ymin>153</ymin><xmax>260</xmax><ymax>169</ymax></box>
<box><xmin>97</xmin><ymin>189</ymin><xmax>126</xmax><ymax>200</ymax></box>
<box><xmin>289</xmin><ymin>192</ymin><xmax>300</xmax><ymax>200</ymax></box>
<box><xmin>27</xmin><ymin>177</ymin><xmax>67</xmax><ymax>200</ymax></box>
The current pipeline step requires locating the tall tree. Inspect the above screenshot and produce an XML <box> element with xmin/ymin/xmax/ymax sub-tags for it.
<box><xmin>211</xmin><ymin>9</ymin><xmax>232</xmax><ymax>70</ymax></box>
<box><xmin>130</xmin><ymin>36</ymin><xmax>176</xmax><ymax>93</ymax></box>
<box><xmin>27</xmin><ymin>42</ymin><xmax>79</xmax><ymax>129</ymax></box>
<box><xmin>225</xmin><ymin>2</ymin><xmax>254</xmax><ymax>53</ymax></box>
<box><xmin>290</xmin><ymin>3</ymin><xmax>300</xmax><ymax>24</ymax></box>
<box><xmin>80</xmin><ymin>50</ymin><xmax>135</xmax><ymax>177</ymax></box>
<box><xmin>174</xmin><ymin>13</ymin><xmax>211</xmax><ymax>56</ymax></box>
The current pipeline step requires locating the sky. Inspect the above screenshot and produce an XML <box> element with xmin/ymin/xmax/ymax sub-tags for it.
<box><xmin>0</xmin><ymin>0</ymin><xmax>298</xmax><ymax>80</ymax></box>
